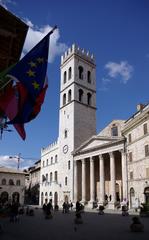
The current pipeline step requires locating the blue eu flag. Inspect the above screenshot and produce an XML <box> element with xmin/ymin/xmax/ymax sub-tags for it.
<box><xmin>7</xmin><ymin>33</ymin><xmax>51</xmax><ymax>124</ymax></box>
<box><xmin>8</xmin><ymin>33</ymin><xmax>49</xmax><ymax>100</ymax></box>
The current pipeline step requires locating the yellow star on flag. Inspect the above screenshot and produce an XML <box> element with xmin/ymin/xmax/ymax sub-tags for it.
<box><xmin>37</xmin><ymin>57</ymin><xmax>44</xmax><ymax>63</ymax></box>
<box><xmin>28</xmin><ymin>61</ymin><xmax>37</xmax><ymax>67</ymax></box>
<box><xmin>27</xmin><ymin>69</ymin><xmax>36</xmax><ymax>77</ymax></box>
<box><xmin>32</xmin><ymin>81</ymin><xmax>40</xmax><ymax>89</ymax></box>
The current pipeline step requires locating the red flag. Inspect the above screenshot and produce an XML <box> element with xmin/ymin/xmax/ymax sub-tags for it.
<box><xmin>29</xmin><ymin>83</ymin><xmax>48</xmax><ymax>121</ymax></box>
<box><xmin>0</xmin><ymin>85</ymin><xmax>26</xmax><ymax>140</ymax></box>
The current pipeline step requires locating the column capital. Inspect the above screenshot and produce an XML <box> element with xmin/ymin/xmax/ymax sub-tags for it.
<box><xmin>99</xmin><ymin>154</ymin><xmax>104</xmax><ymax>160</ymax></box>
<box><xmin>119</xmin><ymin>149</ymin><xmax>125</xmax><ymax>155</ymax></box>
<box><xmin>81</xmin><ymin>159</ymin><xmax>86</xmax><ymax>164</ymax></box>
<box><xmin>109</xmin><ymin>151</ymin><xmax>114</xmax><ymax>158</ymax></box>
<box><xmin>90</xmin><ymin>156</ymin><xmax>94</xmax><ymax>162</ymax></box>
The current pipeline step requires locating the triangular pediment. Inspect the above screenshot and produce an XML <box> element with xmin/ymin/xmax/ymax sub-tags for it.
<box><xmin>73</xmin><ymin>135</ymin><xmax>123</xmax><ymax>154</ymax></box>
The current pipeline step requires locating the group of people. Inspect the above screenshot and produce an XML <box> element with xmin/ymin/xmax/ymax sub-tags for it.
<box><xmin>62</xmin><ymin>201</ymin><xmax>73</xmax><ymax>213</ymax></box>
<box><xmin>42</xmin><ymin>199</ymin><xmax>53</xmax><ymax>219</ymax></box>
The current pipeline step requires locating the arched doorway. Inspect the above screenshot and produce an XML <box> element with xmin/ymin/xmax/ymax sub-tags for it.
<box><xmin>130</xmin><ymin>188</ymin><xmax>135</xmax><ymax>208</ymax></box>
<box><xmin>12</xmin><ymin>192</ymin><xmax>20</xmax><ymax>203</ymax></box>
<box><xmin>1</xmin><ymin>191</ymin><xmax>8</xmax><ymax>205</ymax></box>
<box><xmin>64</xmin><ymin>195</ymin><xmax>68</xmax><ymax>202</ymax></box>
<box><xmin>144</xmin><ymin>187</ymin><xmax>149</xmax><ymax>204</ymax></box>
<box><xmin>54</xmin><ymin>192</ymin><xmax>58</xmax><ymax>206</ymax></box>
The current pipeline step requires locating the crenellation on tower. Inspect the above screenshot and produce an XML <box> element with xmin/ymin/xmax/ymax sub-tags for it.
<box><xmin>61</xmin><ymin>43</ymin><xmax>95</xmax><ymax>65</ymax></box>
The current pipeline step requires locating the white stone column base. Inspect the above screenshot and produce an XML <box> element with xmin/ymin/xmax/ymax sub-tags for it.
<box><xmin>81</xmin><ymin>200</ymin><xmax>86</xmax><ymax>205</ymax></box>
<box><xmin>108</xmin><ymin>202</ymin><xmax>116</xmax><ymax>210</ymax></box>
<box><xmin>98</xmin><ymin>201</ymin><xmax>105</xmax><ymax>206</ymax></box>
<box><xmin>88</xmin><ymin>200</ymin><xmax>94</xmax><ymax>208</ymax></box>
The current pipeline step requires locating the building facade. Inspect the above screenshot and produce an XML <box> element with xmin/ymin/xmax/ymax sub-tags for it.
<box><xmin>0</xmin><ymin>167</ymin><xmax>25</xmax><ymax>205</ymax></box>
<box><xmin>122</xmin><ymin>104</ymin><xmax>149</xmax><ymax>208</ymax></box>
<box><xmin>40</xmin><ymin>44</ymin><xmax>149</xmax><ymax>209</ymax></box>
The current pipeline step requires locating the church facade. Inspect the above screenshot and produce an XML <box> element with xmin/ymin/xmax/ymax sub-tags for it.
<box><xmin>40</xmin><ymin>44</ymin><xmax>149</xmax><ymax>209</ymax></box>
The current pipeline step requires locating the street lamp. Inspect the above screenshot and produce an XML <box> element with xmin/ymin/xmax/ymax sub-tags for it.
<box><xmin>9</xmin><ymin>153</ymin><xmax>21</xmax><ymax>170</ymax></box>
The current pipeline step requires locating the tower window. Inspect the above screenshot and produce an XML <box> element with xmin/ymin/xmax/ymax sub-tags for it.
<box><xmin>87</xmin><ymin>92</ymin><xmax>92</xmax><ymax>105</ymax></box>
<box><xmin>65</xmin><ymin>177</ymin><xmax>67</xmax><ymax>186</ymax></box>
<box><xmin>87</xmin><ymin>71</ymin><xmax>91</xmax><ymax>83</ymax></box>
<box><xmin>51</xmin><ymin>157</ymin><xmax>53</xmax><ymax>164</ymax></box>
<box><xmin>68</xmin><ymin>89</ymin><xmax>72</xmax><ymax>102</ymax></box>
<box><xmin>63</xmin><ymin>71</ymin><xmax>67</xmax><ymax>84</ymax></box>
<box><xmin>64</xmin><ymin>129</ymin><xmax>68</xmax><ymax>138</ymax></box>
<box><xmin>79</xmin><ymin>89</ymin><xmax>84</xmax><ymax>102</ymax></box>
<box><xmin>63</xmin><ymin>93</ymin><xmax>66</xmax><ymax>105</ymax></box>
<box><xmin>68</xmin><ymin>67</ymin><xmax>72</xmax><ymax>80</ymax></box>
<box><xmin>78</xmin><ymin>66</ymin><xmax>83</xmax><ymax>80</ymax></box>
<box><xmin>111</xmin><ymin>126</ymin><xmax>118</xmax><ymax>136</ymax></box>
<box><xmin>68</xmin><ymin>160</ymin><xmax>70</xmax><ymax>170</ymax></box>
<box><xmin>46</xmin><ymin>159</ymin><xmax>48</xmax><ymax>166</ymax></box>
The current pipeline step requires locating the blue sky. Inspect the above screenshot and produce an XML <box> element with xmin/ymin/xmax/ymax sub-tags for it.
<box><xmin>0</xmin><ymin>0</ymin><xmax>149</xmax><ymax>169</ymax></box>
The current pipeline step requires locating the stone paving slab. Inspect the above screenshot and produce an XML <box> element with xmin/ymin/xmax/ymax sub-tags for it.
<box><xmin>0</xmin><ymin>208</ymin><xmax>149</xmax><ymax>240</ymax></box>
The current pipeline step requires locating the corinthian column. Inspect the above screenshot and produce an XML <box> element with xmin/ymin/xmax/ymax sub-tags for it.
<box><xmin>109</xmin><ymin>152</ymin><xmax>116</xmax><ymax>208</ymax></box>
<box><xmin>74</xmin><ymin>161</ymin><xmax>78</xmax><ymax>202</ymax></box>
<box><xmin>90</xmin><ymin>157</ymin><xmax>95</xmax><ymax>203</ymax></box>
<box><xmin>120</xmin><ymin>149</ymin><xmax>127</xmax><ymax>201</ymax></box>
<box><xmin>81</xmin><ymin>159</ymin><xmax>86</xmax><ymax>203</ymax></box>
<box><xmin>99</xmin><ymin>154</ymin><xmax>105</xmax><ymax>204</ymax></box>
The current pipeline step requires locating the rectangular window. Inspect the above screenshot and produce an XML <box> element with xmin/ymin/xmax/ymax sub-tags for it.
<box><xmin>146</xmin><ymin>168</ymin><xmax>149</xmax><ymax>178</ymax></box>
<box><xmin>111</xmin><ymin>127</ymin><xmax>118</xmax><ymax>136</ymax></box>
<box><xmin>128</xmin><ymin>133</ymin><xmax>132</xmax><ymax>143</ymax></box>
<box><xmin>129</xmin><ymin>152</ymin><xmax>133</xmax><ymax>162</ymax></box>
<box><xmin>145</xmin><ymin>145</ymin><xmax>149</xmax><ymax>157</ymax></box>
<box><xmin>143</xmin><ymin>123</ymin><xmax>148</xmax><ymax>135</ymax></box>
<box><xmin>130</xmin><ymin>171</ymin><xmax>133</xmax><ymax>179</ymax></box>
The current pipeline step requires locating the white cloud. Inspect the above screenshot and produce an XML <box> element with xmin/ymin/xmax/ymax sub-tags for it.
<box><xmin>0</xmin><ymin>155</ymin><xmax>34</xmax><ymax>169</ymax></box>
<box><xmin>0</xmin><ymin>155</ymin><xmax>22</xmax><ymax>168</ymax></box>
<box><xmin>105</xmin><ymin>61</ymin><xmax>133</xmax><ymax>84</ymax></box>
<box><xmin>22</xmin><ymin>20</ymin><xmax>68</xmax><ymax>62</ymax></box>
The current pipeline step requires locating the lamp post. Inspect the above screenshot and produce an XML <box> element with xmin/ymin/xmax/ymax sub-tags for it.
<box><xmin>9</xmin><ymin>153</ymin><xmax>21</xmax><ymax>170</ymax></box>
